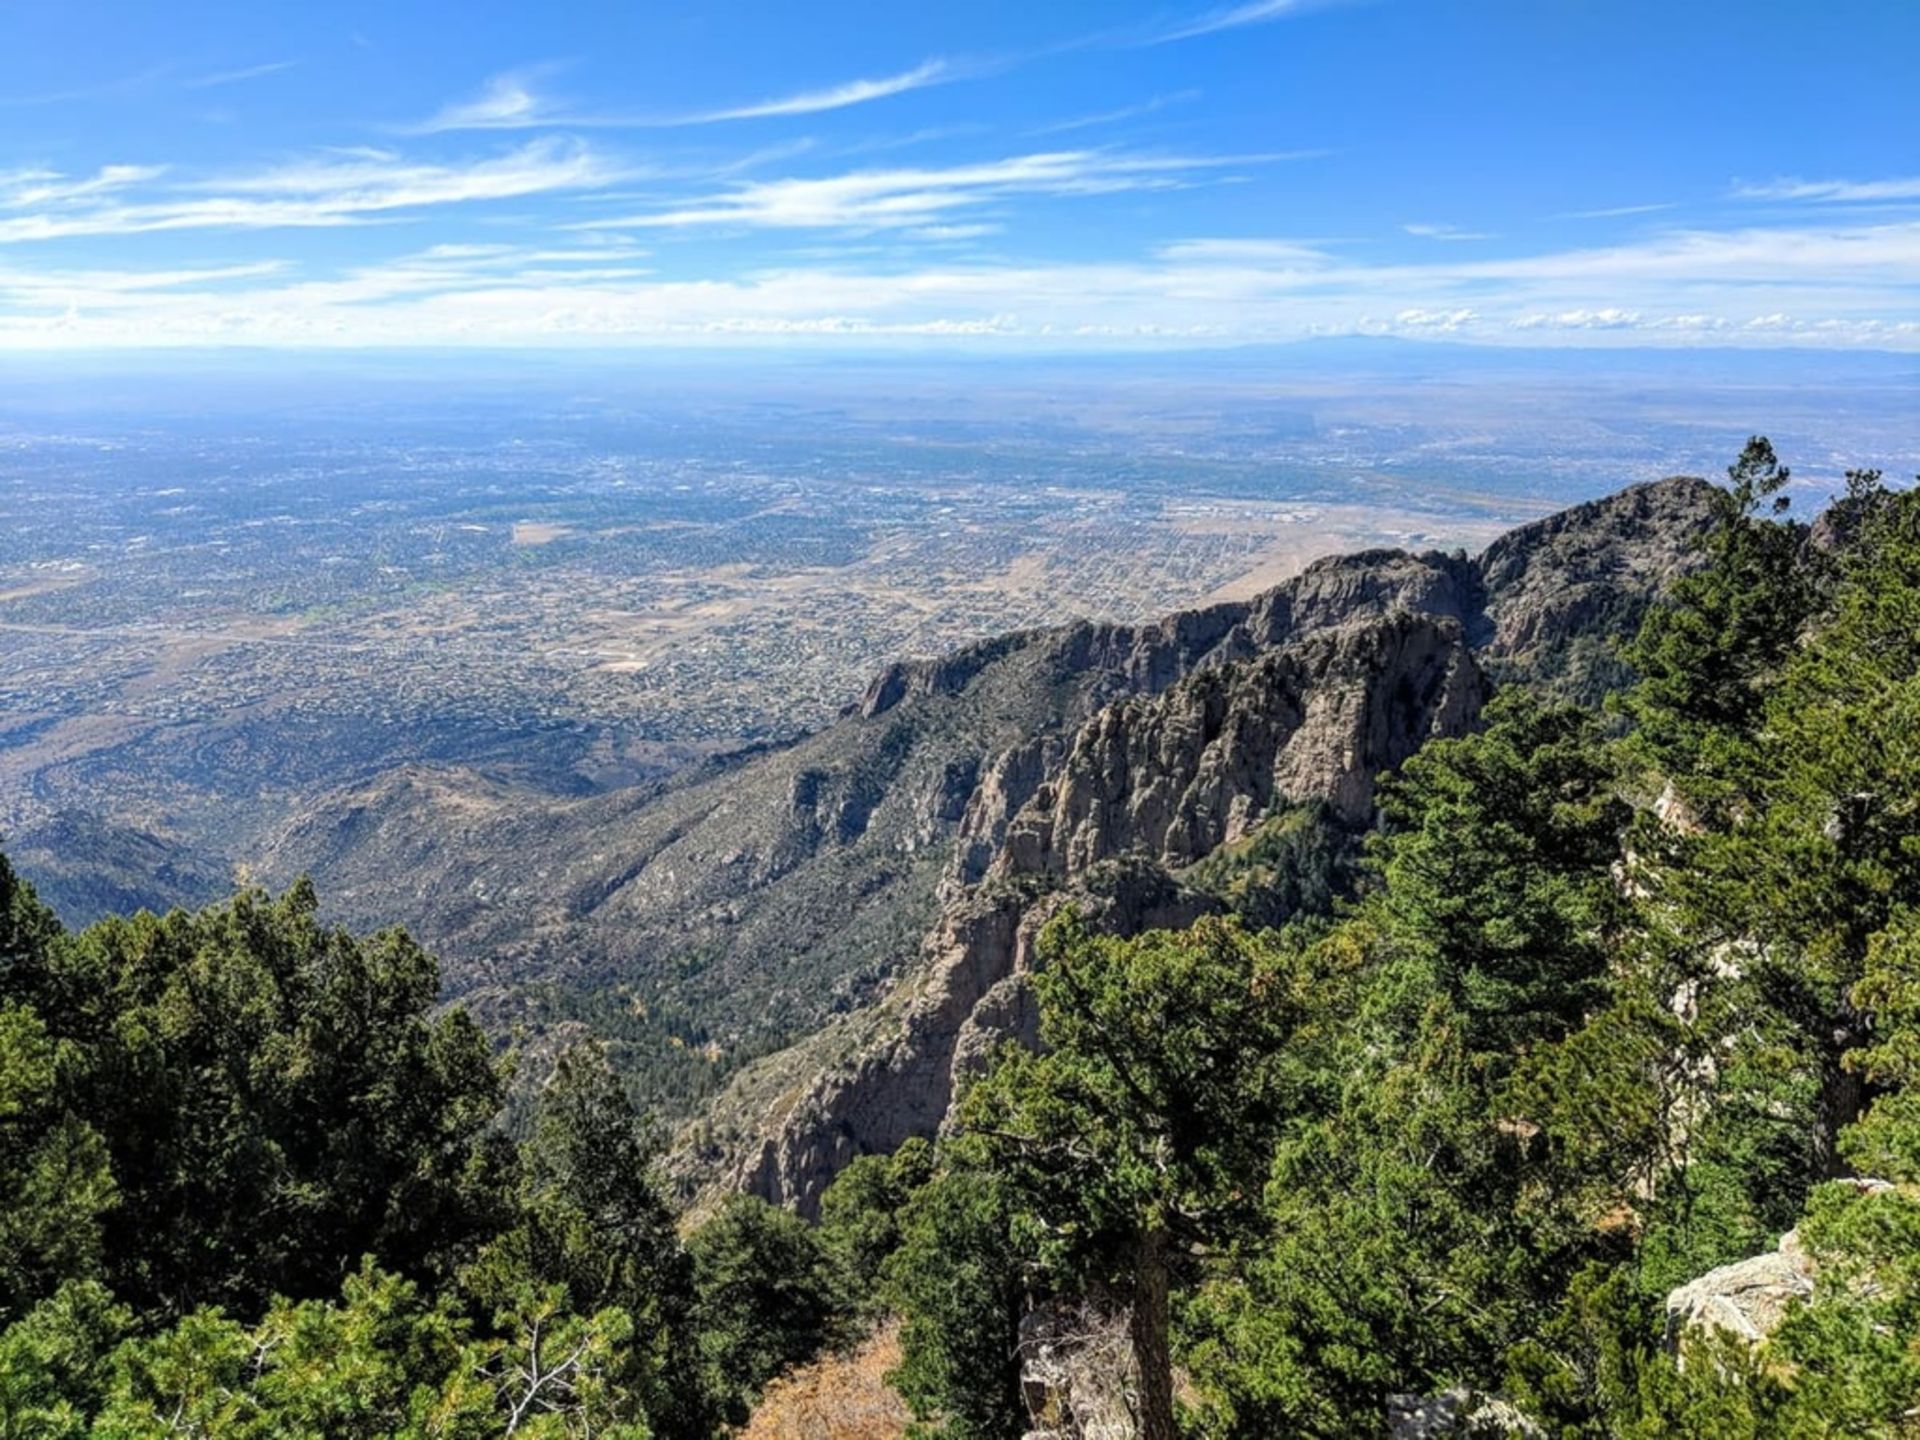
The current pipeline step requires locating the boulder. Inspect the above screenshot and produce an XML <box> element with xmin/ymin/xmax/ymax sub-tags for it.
<box><xmin>1664</xmin><ymin>1229</ymin><xmax>1816</xmax><ymax>1346</ymax></box>
<box><xmin>1019</xmin><ymin>1301</ymin><xmax>1139</xmax><ymax>1440</ymax></box>
<box><xmin>1663</xmin><ymin>1177</ymin><xmax>1894</xmax><ymax>1347</ymax></box>
<box><xmin>1388</xmin><ymin>1389</ymin><xmax>1545</xmax><ymax>1439</ymax></box>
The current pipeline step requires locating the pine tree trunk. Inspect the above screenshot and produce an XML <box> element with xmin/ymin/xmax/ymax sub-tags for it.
<box><xmin>1130</xmin><ymin>1224</ymin><xmax>1177</xmax><ymax>1440</ymax></box>
<box><xmin>1815</xmin><ymin>1008</ymin><xmax>1869</xmax><ymax>1178</ymax></box>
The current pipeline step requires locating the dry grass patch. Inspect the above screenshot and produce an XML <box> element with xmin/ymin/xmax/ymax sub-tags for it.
<box><xmin>739</xmin><ymin>1321</ymin><xmax>910</xmax><ymax>1440</ymax></box>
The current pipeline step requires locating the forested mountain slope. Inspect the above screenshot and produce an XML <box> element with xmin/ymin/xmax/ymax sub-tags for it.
<box><xmin>8</xmin><ymin>446</ymin><xmax>1920</xmax><ymax>1438</ymax></box>
<box><xmin>673</xmin><ymin>479</ymin><xmax>1716</xmax><ymax>1209</ymax></box>
<box><xmin>258</xmin><ymin>478</ymin><xmax>1717</xmax><ymax>1117</ymax></box>
<box><xmin>818</xmin><ymin>444</ymin><xmax>1920</xmax><ymax>1439</ymax></box>
<box><xmin>694</xmin><ymin>611</ymin><xmax>1486</xmax><ymax>1211</ymax></box>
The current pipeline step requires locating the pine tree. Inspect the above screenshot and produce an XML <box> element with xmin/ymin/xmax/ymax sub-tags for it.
<box><xmin>959</xmin><ymin>913</ymin><xmax>1321</xmax><ymax>1440</ymax></box>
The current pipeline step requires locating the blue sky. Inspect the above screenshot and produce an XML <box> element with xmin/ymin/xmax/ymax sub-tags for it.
<box><xmin>1</xmin><ymin>0</ymin><xmax>1916</xmax><ymax>350</ymax></box>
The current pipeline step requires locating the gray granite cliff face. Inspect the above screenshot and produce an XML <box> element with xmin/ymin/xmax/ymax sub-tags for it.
<box><xmin>678</xmin><ymin>477</ymin><xmax>1721</xmax><ymax>1213</ymax></box>
<box><xmin>725</xmin><ymin>613</ymin><xmax>1486</xmax><ymax>1213</ymax></box>
<box><xmin>993</xmin><ymin>615</ymin><xmax>1482</xmax><ymax>882</ymax></box>
<box><xmin>1476</xmin><ymin>477</ymin><xmax>1720</xmax><ymax>661</ymax></box>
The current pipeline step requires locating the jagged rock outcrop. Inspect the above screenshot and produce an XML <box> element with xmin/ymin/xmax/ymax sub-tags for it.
<box><xmin>689</xmin><ymin>478</ymin><xmax>1720</xmax><ymax>1213</ymax></box>
<box><xmin>1476</xmin><ymin>476</ymin><xmax>1718</xmax><ymax>661</ymax></box>
<box><xmin>952</xmin><ymin>737</ymin><xmax>1061</xmax><ymax>888</ymax></box>
<box><xmin>996</xmin><ymin>615</ymin><xmax>1482</xmax><ymax>880</ymax></box>
<box><xmin>1664</xmin><ymin>1230</ymin><xmax>1817</xmax><ymax>1347</ymax></box>
<box><xmin>723</xmin><ymin>614</ymin><xmax>1486</xmax><ymax>1212</ymax></box>
<box><xmin>860</xmin><ymin>632</ymin><xmax>1033</xmax><ymax>719</ymax></box>
<box><xmin>727</xmin><ymin>856</ymin><xmax>1219</xmax><ymax>1213</ymax></box>
<box><xmin>1662</xmin><ymin>1177</ymin><xmax>1892</xmax><ymax>1348</ymax></box>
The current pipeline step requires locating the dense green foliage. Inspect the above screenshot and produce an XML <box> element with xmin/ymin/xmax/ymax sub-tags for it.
<box><xmin>0</xmin><ymin>869</ymin><xmax>852</xmax><ymax>1436</ymax></box>
<box><xmin>960</xmin><ymin>914</ymin><xmax>1326</xmax><ymax>1439</ymax></box>
<box><xmin>882</xmin><ymin>1169</ymin><xmax>1028</xmax><ymax>1440</ymax></box>
<box><xmin>1179</xmin><ymin>803</ymin><xmax>1360</xmax><ymax>930</ymax></box>
<box><xmin>687</xmin><ymin>1195</ymin><xmax>845</xmax><ymax>1424</ymax></box>
<box><xmin>866</xmin><ymin>445</ymin><xmax>1920</xmax><ymax>1437</ymax></box>
<box><xmin>0</xmin><ymin>878</ymin><xmax>512</xmax><ymax>1324</ymax></box>
<box><xmin>817</xmin><ymin>1137</ymin><xmax>934</xmax><ymax>1316</ymax></box>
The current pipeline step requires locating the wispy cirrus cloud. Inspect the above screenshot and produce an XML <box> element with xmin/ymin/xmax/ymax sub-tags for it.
<box><xmin>688</xmin><ymin>59</ymin><xmax>951</xmax><ymax>122</ymax></box>
<box><xmin>409</xmin><ymin>58</ymin><xmax>954</xmax><ymax>134</ymax></box>
<box><xmin>0</xmin><ymin>258</ymin><xmax>286</xmax><ymax>292</ymax></box>
<box><xmin>0</xmin><ymin>65</ymin><xmax>175</xmax><ymax>108</ymax></box>
<box><xmin>3</xmin><ymin>215</ymin><xmax>1917</xmax><ymax>350</ymax></box>
<box><xmin>1031</xmin><ymin>89</ymin><xmax>1202</xmax><ymax>136</ymax></box>
<box><xmin>1</xmin><ymin>164</ymin><xmax>168</xmax><ymax>208</ymax></box>
<box><xmin>1554</xmin><ymin>200</ymin><xmax>1676</xmax><ymax>220</ymax></box>
<box><xmin>1148</xmin><ymin>0</ymin><xmax>1352</xmax><ymax>45</ymax></box>
<box><xmin>1154</xmin><ymin>236</ymin><xmax>1336</xmax><ymax>266</ymax></box>
<box><xmin>0</xmin><ymin>139</ymin><xmax>619</xmax><ymax>243</ymax></box>
<box><xmin>1439</xmin><ymin>220</ymin><xmax>1920</xmax><ymax>287</ymax></box>
<box><xmin>577</xmin><ymin>148</ymin><xmax>1314</xmax><ymax>232</ymax></box>
<box><xmin>185</xmin><ymin>60</ymin><xmax>301</xmax><ymax>90</ymax></box>
<box><xmin>911</xmin><ymin>222</ymin><xmax>1004</xmax><ymax>240</ymax></box>
<box><xmin>235</xmin><ymin>240</ymin><xmax>654</xmax><ymax>309</ymax></box>
<box><xmin>6</xmin><ymin>57</ymin><xmax>296</xmax><ymax>106</ymax></box>
<box><xmin>407</xmin><ymin>65</ymin><xmax>567</xmax><ymax>132</ymax></box>
<box><xmin>1403</xmin><ymin>222</ymin><xmax>1494</xmax><ymax>242</ymax></box>
<box><xmin>0</xmin><ymin>259</ymin><xmax>290</xmax><ymax>312</ymax></box>
<box><xmin>179</xmin><ymin>141</ymin><xmax>612</xmax><ymax>200</ymax></box>
<box><xmin>0</xmin><ymin>242</ymin><xmax>655</xmax><ymax>319</ymax></box>
<box><xmin>1735</xmin><ymin>175</ymin><xmax>1920</xmax><ymax>204</ymax></box>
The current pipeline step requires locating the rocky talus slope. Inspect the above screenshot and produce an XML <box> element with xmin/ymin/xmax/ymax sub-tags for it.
<box><xmin>676</xmin><ymin>477</ymin><xmax>1719</xmax><ymax>1212</ymax></box>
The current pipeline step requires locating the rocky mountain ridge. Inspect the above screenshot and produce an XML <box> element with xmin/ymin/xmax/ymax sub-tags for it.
<box><xmin>251</xmin><ymin>481</ymin><xmax>1711</xmax><ymax>1098</ymax></box>
<box><xmin>8</xmin><ymin>468</ymin><xmax>1722</xmax><ymax>1212</ymax></box>
<box><xmin>701</xmin><ymin>612</ymin><xmax>1487</xmax><ymax>1212</ymax></box>
<box><xmin>675</xmin><ymin>477</ymin><xmax>1719</xmax><ymax>1211</ymax></box>
<box><xmin>992</xmin><ymin>614</ymin><xmax>1483</xmax><ymax>881</ymax></box>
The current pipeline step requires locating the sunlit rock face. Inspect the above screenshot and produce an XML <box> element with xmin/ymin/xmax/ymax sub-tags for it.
<box><xmin>687</xmin><ymin>477</ymin><xmax>1721</xmax><ymax>1214</ymax></box>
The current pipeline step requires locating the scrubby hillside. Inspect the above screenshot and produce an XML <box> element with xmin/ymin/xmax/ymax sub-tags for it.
<box><xmin>3</xmin><ymin>809</ymin><xmax>231</xmax><ymax>927</ymax></box>
<box><xmin>257</xmin><ymin>477</ymin><xmax>1718</xmax><ymax>1129</ymax></box>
